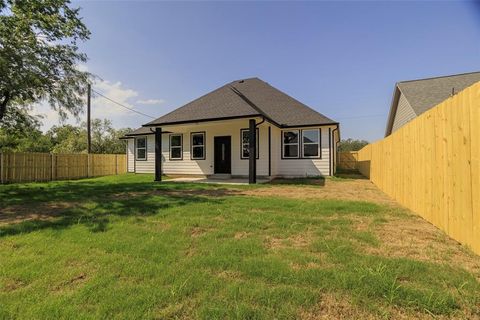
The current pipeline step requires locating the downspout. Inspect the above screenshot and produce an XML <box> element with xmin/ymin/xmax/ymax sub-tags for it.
<box><xmin>332</xmin><ymin>125</ymin><xmax>340</xmax><ymax>175</ymax></box>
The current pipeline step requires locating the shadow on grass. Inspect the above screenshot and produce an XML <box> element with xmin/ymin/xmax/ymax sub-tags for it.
<box><xmin>270</xmin><ymin>177</ymin><xmax>326</xmax><ymax>186</ymax></box>
<box><xmin>0</xmin><ymin>178</ymin><xmax>239</xmax><ymax>237</ymax></box>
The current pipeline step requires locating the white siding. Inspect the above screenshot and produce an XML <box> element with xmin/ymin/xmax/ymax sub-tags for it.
<box><xmin>273</xmin><ymin>126</ymin><xmax>334</xmax><ymax>177</ymax></box>
<box><xmin>391</xmin><ymin>93</ymin><xmax>417</xmax><ymax>133</ymax></box>
<box><xmin>129</xmin><ymin>119</ymin><xmax>336</xmax><ymax>177</ymax></box>
<box><xmin>135</xmin><ymin>135</ymin><xmax>155</xmax><ymax>173</ymax></box>
<box><xmin>127</xmin><ymin>139</ymin><xmax>135</xmax><ymax>172</ymax></box>
<box><xmin>161</xmin><ymin>119</ymin><xmax>270</xmax><ymax>177</ymax></box>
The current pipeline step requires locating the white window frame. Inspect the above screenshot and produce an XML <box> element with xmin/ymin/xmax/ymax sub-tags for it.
<box><xmin>191</xmin><ymin>132</ymin><xmax>205</xmax><ymax>160</ymax></box>
<box><xmin>169</xmin><ymin>134</ymin><xmax>183</xmax><ymax>160</ymax></box>
<box><xmin>301</xmin><ymin>129</ymin><xmax>321</xmax><ymax>159</ymax></box>
<box><xmin>282</xmin><ymin>130</ymin><xmax>300</xmax><ymax>159</ymax></box>
<box><xmin>240</xmin><ymin>128</ymin><xmax>259</xmax><ymax>159</ymax></box>
<box><xmin>135</xmin><ymin>137</ymin><xmax>147</xmax><ymax>161</ymax></box>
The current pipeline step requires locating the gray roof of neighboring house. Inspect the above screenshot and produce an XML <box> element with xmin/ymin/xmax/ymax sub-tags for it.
<box><xmin>385</xmin><ymin>71</ymin><xmax>480</xmax><ymax>136</ymax></box>
<box><xmin>143</xmin><ymin>78</ymin><xmax>337</xmax><ymax>127</ymax></box>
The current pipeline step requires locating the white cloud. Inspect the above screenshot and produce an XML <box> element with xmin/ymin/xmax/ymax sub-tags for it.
<box><xmin>136</xmin><ymin>98</ymin><xmax>165</xmax><ymax>105</ymax></box>
<box><xmin>32</xmin><ymin>75</ymin><xmax>161</xmax><ymax>132</ymax></box>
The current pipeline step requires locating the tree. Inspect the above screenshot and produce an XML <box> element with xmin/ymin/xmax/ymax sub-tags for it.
<box><xmin>0</xmin><ymin>0</ymin><xmax>91</xmax><ymax>123</ymax></box>
<box><xmin>338</xmin><ymin>138</ymin><xmax>369</xmax><ymax>152</ymax></box>
<box><xmin>0</xmin><ymin>107</ymin><xmax>52</xmax><ymax>152</ymax></box>
<box><xmin>46</xmin><ymin>124</ymin><xmax>86</xmax><ymax>153</ymax></box>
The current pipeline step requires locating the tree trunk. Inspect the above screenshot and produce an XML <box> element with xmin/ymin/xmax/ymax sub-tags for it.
<box><xmin>0</xmin><ymin>93</ymin><xmax>10</xmax><ymax>122</ymax></box>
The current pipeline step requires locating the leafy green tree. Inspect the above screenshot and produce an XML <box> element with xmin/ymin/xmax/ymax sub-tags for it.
<box><xmin>46</xmin><ymin>124</ymin><xmax>86</xmax><ymax>153</ymax></box>
<box><xmin>0</xmin><ymin>0</ymin><xmax>91</xmax><ymax>123</ymax></box>
<box><xmin>89</xmin><ymin>119</ymin><xmax>130</xmax><ymax>154</ymax></box>
<box><xmin>338</xmin><ymin>138</ymin><xmax>369</xmax><ymax>152</ymax></box>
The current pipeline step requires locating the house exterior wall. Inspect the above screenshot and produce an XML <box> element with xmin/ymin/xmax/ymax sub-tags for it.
<box><xmin>391</xmin><ymin>93</ymin><xmax>417</xmax><ymax>133</ymax></box>
<box><xmin>271</xmin><ymin>125</ymin><xmax>334</xmax><ymax>177</ymax></box>
<box><xmin>128</xmin><ymin>119</ymin><xmax>336</xmax><ymax>177</ymax></box>
<box><xmin>127</xmin><ymin>139</ymin><xmax>135</xmax><ymax>172</ymax></box>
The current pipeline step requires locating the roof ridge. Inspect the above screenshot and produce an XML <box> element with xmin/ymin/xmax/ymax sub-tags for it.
<box><xmin>397</xmin><ymin>71</ymin><xmax>480</xmax><ymax>84</ymax></box>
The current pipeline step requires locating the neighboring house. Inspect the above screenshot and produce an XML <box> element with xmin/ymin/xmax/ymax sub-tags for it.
<box><xmin>385</xmin><ymin>71</ymin><xmax>480</xmax><ymax>137</ymax></box>
<box><xmin>121</xmin><ymin>78</ymin><xmax>340</xmax><ymax>183</ymax></box>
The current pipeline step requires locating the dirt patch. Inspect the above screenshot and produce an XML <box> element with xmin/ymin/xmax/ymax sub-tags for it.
<box><xmin>300</xmin><ymin>293</ymin><xmax>448</xmax><ymax>320</ymax></box>
<box><xmin>242</xmin><ymin>179</ymin><xmax>396</xmax><ymax>205</ymax></box>
<box><xmin>52</xmin><ymin>273</ymin><xmax>88</xmax><ymax>292</ymax></box>
<box><xmin>265</xmin><ymin>232</ymin><xmax>313</xmax><ymax>250</ymax></box>
<box><xmin>0</xmin><ymin>201</ymin><xmax>75</xmax><ymax>225</ymax></box>
<box><xmin>216</xmin><ymin>270</ymin><xmax>243</xmax><ymax>280</ymax></box>
<box><xmin>368</xmin><ymin>215</ymin><xmax>480</xmax><ymax>279</ymax></box>
<box><xmin>189</xmin><ymin>226</ymin><xmax>213</xmax><ymax>238</ymax></box>
<box><xmin>234</xmin><ymin>231</ymin><xmax>250</xmax><ymax>239</ymax></box>
<box><xmin>2</xmin><ymin>279</ymin><xmax>26</xmax><ymax>292</ymax></box>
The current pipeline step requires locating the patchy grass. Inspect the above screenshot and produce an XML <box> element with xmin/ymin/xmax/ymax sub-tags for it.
<box><xmin>0</xmin><ymin>174</ymin><xmax>479</xmax><ymax>319</ymax></box>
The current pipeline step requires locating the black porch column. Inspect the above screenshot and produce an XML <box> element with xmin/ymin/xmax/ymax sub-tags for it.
<box><xmin>249</xmin><ymin>119</ymin><xmax>256</xmax><ymax>184</ymax></box>
<box><xmin>154</xmin><ymin>127</ymin><xmax>162</xmax><ymax>181</ymax></box>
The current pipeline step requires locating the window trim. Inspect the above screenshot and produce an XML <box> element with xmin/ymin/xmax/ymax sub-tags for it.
<box><xmin>240</xmin><ymin>128</ymin><xmax>259</xmax><ymax>159</ymax></box>
<box><xmin>190</xmin><ymin>131</ymin><xmax>206</xmax><ymax>160</ymax></box>
<box><xmin>135</xmin><ymin>136</ymin><xmax>147</xmax><ymax>161</ymax></box>
<box><xmin>301</xmin><ymin>128</ymin><xmax>322</xmax><ymax>159</ymax></box>
<box><xmin>169</xmin><ymin>133</ymin><xmax>183</xmax><ymax>160</ymax></box>
<box><xmin>281</xmin><ymin>128</ymin><xmax>323</xmax><ymax>160</ymax></box>
<box><xmin>281</xmin><ymin>130</ymin><xmax>300</xmax><ymax>159</ymax></box>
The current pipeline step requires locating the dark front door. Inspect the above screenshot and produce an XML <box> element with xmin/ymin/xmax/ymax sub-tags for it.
<box><xmin>214</xmin><ymin>136</ymin><xmax>231</xmax><ymax>174</ymax></box>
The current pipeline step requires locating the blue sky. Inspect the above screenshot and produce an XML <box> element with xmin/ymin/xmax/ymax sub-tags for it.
<box><xmin>36</xmin><ymin>1</ymin><xmax>480</xmax><ymax>142</ymax></box>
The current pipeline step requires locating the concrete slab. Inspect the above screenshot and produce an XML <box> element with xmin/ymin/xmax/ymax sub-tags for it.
<box><xmin>167</xmin><ymin>177</ymin><xmax>271</xmax><ymax>185</ymax></box>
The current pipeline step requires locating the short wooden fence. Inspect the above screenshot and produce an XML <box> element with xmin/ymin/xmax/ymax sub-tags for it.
<box><xmin>0</xmin><ymin>152</ymin><xmax>127</xmax><ymax>183</ymax></box>
<box><xmin>337</xmin><ymin>151</ymin><xmax>359</xmax><ymax>170</ymax></box>
<box><xmin>356</xmin><ymin>81</ymin><xmax>480</xmax><ymax>254</ymax></box>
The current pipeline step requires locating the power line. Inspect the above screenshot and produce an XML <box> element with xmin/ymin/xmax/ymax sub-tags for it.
<box><xmin>91</xmin><ymin>89</ymin><xmax>156</xmax><ymax>119</ymax></box>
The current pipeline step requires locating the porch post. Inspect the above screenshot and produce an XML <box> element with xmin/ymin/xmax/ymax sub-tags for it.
<box><xmin>249</xmin><ymin>119</ymin><xmax>256</xmax><ymax>184</ymax></box>
<box><xmin>155</xmin><ymin>127</ymin><xmax>162</xmax><ymax>181</ymax></box>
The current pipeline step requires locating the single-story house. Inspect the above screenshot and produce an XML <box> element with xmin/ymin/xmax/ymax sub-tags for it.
<box><xmin>385</xmin><ymin>71</ymin><xmax>480</xmax><ymax>137</ymax></box>
<box><xmin>121</xmin><ymin>78</ymin><xmax>340</xmax><ymax>183</ymax></box>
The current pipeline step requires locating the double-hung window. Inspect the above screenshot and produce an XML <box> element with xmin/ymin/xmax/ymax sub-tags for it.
<box><xmin>240</xmin><ymin>128</ymin><xmax>259</xmax><ymax>159</ymax></box>
<box><xmin>191</xmin><ymin>132</ymin><xmax>205</xmax><ymax>160</ymax></box>
<box><xmin>302</xmin><ymin>129</ymin><xmax>321</xmax><ymax>158</ymax></box>
<box><xmin>135</xmin><ymin>137</ymin><xmax>147</xmax><ymax>160</ymax></box>
<box><xmin>282</xmin><ymin>130</ymin><xmax>299</xmax><ymax>158</ymax></box>
<box><xmin>170</xmin><ymin>134</ymin><xmax>183</xmax><ymax>160</ymax></box>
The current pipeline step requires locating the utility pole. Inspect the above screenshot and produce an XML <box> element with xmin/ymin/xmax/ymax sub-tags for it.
<box><xmin>87</xmin><ymin>83</ymin><xmax>91</xmax><ymax>153</ymax></box>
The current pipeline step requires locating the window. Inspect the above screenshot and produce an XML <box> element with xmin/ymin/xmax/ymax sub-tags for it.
<box><xmin>170</xmin><ymin>134</ymin><xmax>183</xmax><ymax>160</ymax></box>
<box><xmin>282</xmin><ymin>130</ymin><xmax>299</xmax><ymax>158</ymax></box>
<box><xmin>302</xmin><ymin>129</ymin><xmax>321</xmax><ymax>158</ymax></box>
<box><xmin>240</xmin><ymin>128</ymin><xmax>259</xmax><ymax>159</ymax></box>
<box><xmin>135</xmin><ymin>137</ymin><xmax>147</xmax><ymax>160</ymax></box>
<box><xmin>191</xmin><ymin>132</ymin><xmax>205</xmax><ymax>160</ymax></box>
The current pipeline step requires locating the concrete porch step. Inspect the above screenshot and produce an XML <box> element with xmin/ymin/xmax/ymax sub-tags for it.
<box><xmin>208</xmin><ymin>174</ymin><xmax>232</xmax><ymax>180</ymax></box>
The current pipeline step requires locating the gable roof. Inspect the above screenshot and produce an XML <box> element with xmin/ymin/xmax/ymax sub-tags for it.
<box><xmin>143</xmin><ymin>78</ymin><xmax>337</xmax><ymax>128</ymax></box>
<box><xmin>385</xmin><ymin>71</ymin><xmax>480</xmax><ymax>136</ymax></box>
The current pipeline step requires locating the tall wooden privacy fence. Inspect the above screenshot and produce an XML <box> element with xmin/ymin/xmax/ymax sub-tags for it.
<box><xmin>0</xmin><ymin>152</ymin><xmax>127</xmax><ymax>184</ymax></box>
<box><xmin>337</xmin><ymin>151</ymin><xmax>359</xmax><ymax>170</ymax></box>
<box><xmin>357</xmin><ymin>82</ymin><xmax>480</xmax><ymax>254</ymax></box>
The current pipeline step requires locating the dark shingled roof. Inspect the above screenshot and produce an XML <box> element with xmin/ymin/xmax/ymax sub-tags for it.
<box><xmin>120</xmin><ymin>126</ymin><xmax>154</xmax><ymax>139</ymax></box>
<box><xmin>385</xmin><ymin>71</ymin><xmax>480</xmax><ymax>136</ymax></box>
<box><xmin>397</xmin><ymin>71</ymin><xmax>480</xmax><ymax>115</ymax></box>
<box><xmin>143</xmin><ymin>78</ymin><xmax>336</xmax><ymax>127</ymax></box>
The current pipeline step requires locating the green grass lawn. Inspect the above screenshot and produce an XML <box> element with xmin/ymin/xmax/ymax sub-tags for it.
<box><xmin>0</xmin><ymin>174</ymin><xmax>479</xmax><ymax>319</ymax></box>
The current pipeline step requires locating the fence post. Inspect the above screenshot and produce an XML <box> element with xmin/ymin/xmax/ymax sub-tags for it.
<box><xmin>87</xmin><ymin>153</ymin><xmax>90</xmax><ymax>178</ymax></box>
<box><xmin>115</xmin><ymin>154</ymin><xmax>118</xmax><ymax>175</ymax></box>
<box><xmin>0</xmin><ymin>152</ymin><xmax>3</xmax><ymax>184</ymax></box>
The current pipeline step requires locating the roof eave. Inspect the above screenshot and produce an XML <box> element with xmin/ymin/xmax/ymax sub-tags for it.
<box><xmin>142</xmin><ymin>114</ymin><xmax>266</xmax><ymax>127</ymax></box>
<box><xmin>384</xmin><ymin>85</ymin><xmax>401</xmax><ymax>137</ymax></box>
